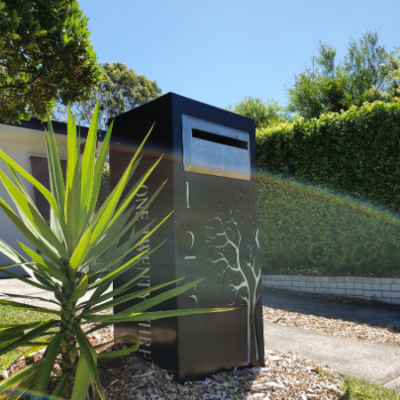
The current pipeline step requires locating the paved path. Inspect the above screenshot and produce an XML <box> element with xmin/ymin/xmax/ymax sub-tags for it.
<box><xmin>0</xmin><ymin>278</ymin><xmax>112</xmax><ymax>309</ymax></box>
<box><xmin>264</xmin><ymin>321</ymin><xmax>400</xmax><ymax>385</ymax></box>
<box><xmin>263</xmin><ymin>289</ymin><xmax>400</xmax><ymax>389</ymax></box>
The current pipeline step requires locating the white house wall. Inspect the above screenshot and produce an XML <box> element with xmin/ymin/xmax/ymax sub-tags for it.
<box><xmin>0</xmin><ymin>124</ymin><xmax>68</xmax><ymax>270</ymax></box>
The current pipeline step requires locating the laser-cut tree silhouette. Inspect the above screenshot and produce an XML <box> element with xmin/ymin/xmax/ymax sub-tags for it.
<box><xmin>205</xmin><ymin>185</ymin><xmax>262</xmax><ymax>364</ymax></box>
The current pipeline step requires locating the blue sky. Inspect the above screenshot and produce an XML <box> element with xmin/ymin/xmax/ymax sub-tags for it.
<box><xmin>80</xmin><ymin>0</ymin><xmax>400</xmax><ymax>110</ymax></box>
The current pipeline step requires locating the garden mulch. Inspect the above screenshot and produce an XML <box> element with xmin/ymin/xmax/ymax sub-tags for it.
<box><xmin>4</xmin><ymin>279</ymin><xmax>400</xmax><ymax>399</ymax></box>
<box><xmin>97</xmin><ymin>299</ymin><xmax>400</xmax><ymax>399</ymax></box>
<box><xmin>98</xmin><ymin>347</ymin><xmax>345</xmax><ymax>400</ymax></box>
<box><xmin>1</xmin><ymin>307</ymin><xmax>347</xmax><ymax>399</ymax></box>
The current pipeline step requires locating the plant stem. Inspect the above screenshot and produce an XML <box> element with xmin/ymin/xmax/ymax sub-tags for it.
<box><xmin>60</xmin><ymin>275</ymin><xmax>78</xmax><ymax>397</ymax></box>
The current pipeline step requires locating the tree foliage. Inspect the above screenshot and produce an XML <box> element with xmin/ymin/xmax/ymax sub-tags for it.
<box><xmin>76</xmin><ymin>62</ymin><xmax>161</xmax><ymax>128</ymax></box>
<box><xmin>0</xmin><ymin>0</ymin><xmax>102</xmax><ymax>123</ymax></box>
<box><xmin>286</xmin><ymin>44</ymin><xmax>349</xmax><ymax>119</ymax></box>
<box><xmin>286</xmin><ymin>30</ymin><xmax>398</xmax><ymax>119</ymax></box>
<box><xmin>227</xmin><ymin>97</ymin><xmax>287</xmax><ymax>129</ymax></box>
<box><xmin>343</xmin><ymin>30</ymin><xmax>395</xmax><ymax>105</ymax></box>
<box><xmin>384</xmin><ymin>45</ymin><xmax>400</xmax><ymax>98</ymax></box>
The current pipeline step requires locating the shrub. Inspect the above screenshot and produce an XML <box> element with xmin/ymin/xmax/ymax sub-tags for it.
<box><xmin>256</xmin><ymin>99</ymin><xmax>400</xmax><ymax>213</ymax></box>
<box><xmin>258</xmin><ymin>172</ymin><xmax>400</xmax><ymax>277</ymax></box>
<box><xmin>0</xmin><ymin>103</ymin><xmax>227</xmax><ymax>399</ymax></box>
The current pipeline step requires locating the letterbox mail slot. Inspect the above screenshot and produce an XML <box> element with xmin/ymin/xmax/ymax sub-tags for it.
<box><xmin>182</xmin><ymin>115</ymin><xmax>251</xmax><ymax>180</ymax></box>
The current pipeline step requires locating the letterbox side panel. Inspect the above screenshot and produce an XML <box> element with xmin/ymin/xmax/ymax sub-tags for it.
<box><xmin>110</xmin><ymin>95</ymin><xmax>180</xmax><ymax>370</ymax></box>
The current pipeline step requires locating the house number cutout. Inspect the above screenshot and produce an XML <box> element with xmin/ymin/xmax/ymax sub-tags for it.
<box><xmin>185</xmin><ymin>181</ymin><xmax>190</xmax><ymax>208</ymax></box>
<box><xmin>184</xmin><ymin>231</ymin><xmax>196</xmax><ymax>260</ymax></box>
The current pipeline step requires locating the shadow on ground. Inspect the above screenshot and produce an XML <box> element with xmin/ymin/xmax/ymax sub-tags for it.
<box><xmin>262</xmin><ymin>288</ymin><xmax>400</xmax><ymax>333</ymax></box>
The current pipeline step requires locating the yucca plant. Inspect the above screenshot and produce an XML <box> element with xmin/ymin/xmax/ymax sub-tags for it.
<box><xmin>0</xmin><ymin>103</ymin><xmax>228</xmax><ymax>400</ymax></box>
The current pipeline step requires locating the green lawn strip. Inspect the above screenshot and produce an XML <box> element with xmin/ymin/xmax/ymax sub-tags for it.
<box><xmin>320</xmin><ymin>369</ymin><xmax>400</xmax><ymax>400</ymax></box>
<box><xmin>340</xmin><ymin>374</ymin><xmax>400</xmax><ymax>400</ymax></box>
<box><xmin>0</xmin><ymin>306</ymin><xmax>59</xmax><ymax>372</ymax></box>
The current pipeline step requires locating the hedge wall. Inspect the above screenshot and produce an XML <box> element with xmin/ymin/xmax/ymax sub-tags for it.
<box><xmin>256</xmin><ymin>99</ymin><xmax>400</xmax><ymax>212</ymax></box>
<box><xmin>257</xmin><ymin>173</ymin><xmax>400</xmax><ymax>277</ymax></box>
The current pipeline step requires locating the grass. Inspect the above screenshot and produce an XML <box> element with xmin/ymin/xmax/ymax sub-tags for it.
<box><xmin>338</xmin><ymin>374</ymin><xmax>400</xmax><ymax>399</ymax></box>
<box><xmin>0</xmin><ymin>306</ymin><xmax>57</xmax><ymax>372</ymax></box>
<box><xmin>310</xmin><ymin>365</ymin><xmax>400</xmax><ymax>399</ymax></box>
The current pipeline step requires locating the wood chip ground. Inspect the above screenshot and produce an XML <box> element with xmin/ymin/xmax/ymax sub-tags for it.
<box><xmin>10</xmin><ymin>300</ymin><xmax>400</xmax><ymax>399</ymax></box>
<box><xmin>98</xmin><ymin>348</ymin><xmax>345</xmax><ymax>400</ymax></box>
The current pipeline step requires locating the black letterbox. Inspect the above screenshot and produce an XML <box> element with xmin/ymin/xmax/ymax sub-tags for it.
<box><xmin>110</xmin><ymin>93</ymin><xmax>264</xmax><ymax>382</ymax></box>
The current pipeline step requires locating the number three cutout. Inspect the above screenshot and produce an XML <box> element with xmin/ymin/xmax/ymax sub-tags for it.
<box><xmin>184</xmin><ymin>231</ymin><xmax>196</xmax><ymax>260</ymax></box>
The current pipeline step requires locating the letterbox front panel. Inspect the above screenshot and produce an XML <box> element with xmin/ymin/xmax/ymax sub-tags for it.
<box><xmin>182</xmin><ymin>115</ymin><xmax>251</xmax><ymax>180</ymax></box>
<box><xmin>173</xmin><ymin>170</ymin><xmax>264</xmax><ymax>382</ymax></box>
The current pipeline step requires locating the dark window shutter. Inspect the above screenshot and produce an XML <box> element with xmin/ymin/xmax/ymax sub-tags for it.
<box><xmin>29</xmin><ymin>156</ymin><xmax>67</xmax><ymax>223</ymax></box>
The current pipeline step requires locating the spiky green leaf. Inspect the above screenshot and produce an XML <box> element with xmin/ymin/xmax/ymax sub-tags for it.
<box><xmin>73</xmin><ymin>324</ymin><xmax>104</xmax><ymax>400</ymax></box>
<box><xmin>69</xmin><ymin>274</ymin><xmax>88</xmax><ymax>302</ymax></box>
<box><xmin>65</xmin><ymin>109</ymin><xmax>81</xmax><ymax>250</ymax></box>
<box><xmin>70</xmin><ymin>351</ymin><xmax>93</xmax><ymax>400</ymax></box>
<box><xmin>0</xmin><ymin>198</ymin><xmax>63</xmax><ymax>266</ymax></box>
<box><xmin>0</xmin><ymin>361</ymin><xmax>40</xmax><ymax>395</ymax></box>
<box><xmin>79</xmin><ymin>101</ymin><xmax>99</xmax><ymax>227</ymax></box>
<box><xmin>51</xmin><ymin>371</ymin><xmax>70</xmax><ymax>399</ymax></box>
<box><xmin>85</xmin><ymin>308</ymin><xmax>233</xmax><ymax>323</ymax></box>
<box><xmin>0</xmin><ymin>299</ymin><xmax>60</xmax><ymax>316</ymax></box>
<box><xmin>0</xmin><ymin>292</ymin><xmax>59</xmax><ymax>307</ymax></box>
<box><xmin>0</xmin><ymin>169</ymin><xmax>65</xmax><ymax>255</ymax></box>
<box><xmin>97</xmin><ymin>334</ymin><xmax>140</xmax><ymax>363</ymax></box>
<box><xmin>69</xmin><ymin>226</ymin><xmax>92</xmax><ymax>271</ymax></box>
<box><xmin>81</xmin><ymin>278</ymin><xmax>183</xmax><ymax>317</ymax></box>
<box><xmin>87</xmin><ymin>121</ymin><xmax>113</xmax><ymax>220</ymax></box>
<box><xmin>31</xmin><ymin>331</ymin><xmax>64</xmax><ymax>400</ymax></box>
<box><xmin>0</xmin><ymin>320</ymin><xmax>59</xmax><ymax>358</ymax></box>
<box><xmin>0</xmin><ymin>150</ymin><xmax>61</xmax><ymax>223</ymax></box>
<box><xmin>19</xmin><ymin>242</ymin><xmax>69</xmax><ymax>286</ymax></box>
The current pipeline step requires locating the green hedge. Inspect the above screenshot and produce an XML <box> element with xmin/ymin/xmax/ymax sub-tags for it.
<box><xmin>256</xmin><ymin>99</ymin><xmax>400</xmax><ymax>212</ymax></box>
<box><xmin>257</xmin><ymin>173</ymin><xmax>400</xmax><ymax>277</ymax></box>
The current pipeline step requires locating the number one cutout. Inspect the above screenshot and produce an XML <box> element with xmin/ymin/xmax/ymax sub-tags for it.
<box><xmin>186</xmin><ymin>181</ymin><xmax>190</xmax><ymax>208</ymax></box>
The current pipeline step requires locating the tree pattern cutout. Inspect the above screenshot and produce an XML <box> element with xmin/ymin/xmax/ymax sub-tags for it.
<box><xmin>205</xmin><ymin>184</ymin><xmax>262</xmax><ymax>364</ymax></box>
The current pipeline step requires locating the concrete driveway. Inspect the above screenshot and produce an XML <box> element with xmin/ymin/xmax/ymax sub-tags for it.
<box><xmin>263</xmin><ymin>289</ymin><xmax>400</xmax><ymax>390</ymax></box>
